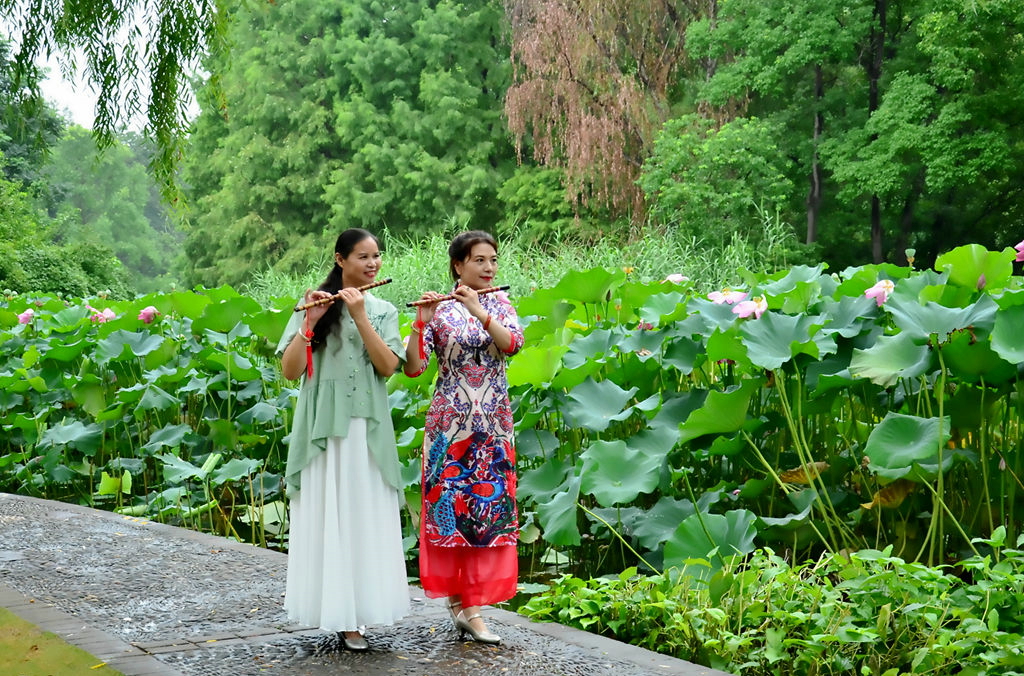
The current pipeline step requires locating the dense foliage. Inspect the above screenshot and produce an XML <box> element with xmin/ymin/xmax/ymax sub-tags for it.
<box><xmin>181</xmin><ymin>0</ymin><xmax>519</xmax><ymax>288</ymax></box>
<box><xmin>522</xmin><ymin>531</ymin><xmax>1024</xmax><ymax>675</ymax></box>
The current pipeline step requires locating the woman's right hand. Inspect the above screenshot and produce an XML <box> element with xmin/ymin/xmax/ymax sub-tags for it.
<box><xmin>303</xmin><ymin>289</ymin><xmax>333</xmax><ymax>327</ymax></box>
<box><xmin>415</xmin><ymin>291</ymin><xmax>445</xmax><ymax>324</ymax></box>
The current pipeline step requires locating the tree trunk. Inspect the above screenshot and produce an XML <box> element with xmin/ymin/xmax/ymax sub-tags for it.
<box><xmin>868</xmin><ymin>0</ymin><xmax>886</xmax><ymax>263</ymax></box>
<box><xmin>806</xmin><ymin>64</ymin><xmax>823</xmax><ymax>244</ymax></box>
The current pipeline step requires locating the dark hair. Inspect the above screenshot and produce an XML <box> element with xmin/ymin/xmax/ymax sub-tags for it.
<box><xmin>448</xmin><ymin>230</ymin><xmax>498</xmax><ymax>283</ymax></box>
<box><xmin>311</xmin><ymin>228</ymin><xmax>379</xmax><ymax>350</ymax></box>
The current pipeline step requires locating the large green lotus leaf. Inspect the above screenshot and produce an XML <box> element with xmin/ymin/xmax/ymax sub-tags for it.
<box><xmin>549</xmin><ymin>360</ymin><xmax>601</xmax><ymax>391</ymax></box>
<box><xmin>142</xmin><ymin>338</ymin><xmax>179</xmax><ymax>371</ymax></box>
<box><xmin>41</xmin><ymin>339</ymin><xmax>87</xmax><ymax>362</ymax></box>
<box><xmin>551</xmin><ymin>267</ymin><xmax>627</xmax><ymax>305</ymax></box>
<box><xmin>71</xmin><ymin>381</ymin><xmax>107</xmax><ymax>419</ymax></box>
<box><xmin>563</xmin><ymin>378</ymin><xmax>638</xmax><ymax>432</ymax></box>
<box><xmin>863</xmin><ymin>413</ymin><xmax>954</xmax><ymax>481</ymax></box>
<box><xmin>236</xmin><ymin>401</ymin><xmax>282</xmax><ymax>425</ymax></box>
<box><xmin>664</xmin><ymin>509</ymin><xmax>757</xmax><ymax>574</ymax></box>
<box><xmin>193</xmin><ymin>296</ymin><xmax>262</xmax><ymax>334</ymax></box>
<box><xmin>37</xmin><ymin>419</ymin><xmax>103</xmax><ymax>455</ymax></box>
<box><xmin>536</xmin><ymin>475</ymin><xmax>581</xmax><ymax>546</ymax></box>
<box><xmin>516</xmin><ymin>429</ymin><xmax>560</xmax><ymax>460</ymax></box>
<box><xmin>638</xmin><ymin>291</ymin><xmax>686</xmax><ymax>325</ymax></box>
<box><xmin>706</xmin><ymin>327</ymin><xmax>754</xmax><ymax>370</ymax></box>
<box><xmin>756</xmin><ymin>488</ymin><xmax>816</xmax><ymax>531</ymax></box>
<box><xmin>143</xmin><ymin>424</ymin><xmax>193</xmax><ymax>452</ymax></box>
<box><xmin>211</xmin><ymin>457</ymin><xmax>262</xmax><ymax>484</ymax></box>
<box><xmin>994</xmin><ymin>288</ymin><xmax>1024</xmax><ymax>309</ymax></box>
<box><xmin>707</xmin><ymin>434</ymin><xmax>744</xmax><ymax>457</ymax></box>
<box><xmin>136</xmin><ymin>384</ymin><xmax>179</xmax><ymax>412</ymax></box>
<box><xmin>678</xmin><ymin>380</ymin><xmax>758</xmax><ymax>444</ymax></box>
<box><xmin>688</xmin><ymin>298</ymin><xmax>743</xmax><ymax>335</ymax></box>
<box><xmin>95</xmin><ymin>330</ymin><xmax>167</xmax><ymax>363</ymax></box>
<box><xmin>247</xmin><ymin>307</ymin><xmax>292</xmax><ymax>344</ymax></box>
<box><xmin>630</xmin><ymin>424</ymin><xmax>680</xmax><ymax>457</ymax></box>
<box><xmin>935</xmin><ymin>244</ymin><xmax>1014</xmax><ymax>292</ymax></box>
<box><xmin>991</xmin><ymin>303</ymin><xmax>1024</xmax><ymax>364</ymax></box>
<box><xmin>602</xmin><ymin>497</ymin><xmax>702</xmax><ymax>552</ymax></box>
<box><xmin>508</xmin><ymin>340</ymin><xmax>568</xmax><ymax>387</ymax></box>
<box><xmin>650</xmin><ymin>390</ymin><xmax>707</xmax><ymax>434</ymax></box>
<box><xmin>164</xmin><ymin>290</ymin><xmax>211</xmax><ymax>320</ymax></box>
<box><xmin>885</xmin><ymin>294</ymin><xmax>997</xmax><ymax>342</ymax></box>
<box><xmin>50</xmin><ymin>306</ymin><xmax>90</xmax><ymax>331</ymax></box>
<box><xmin>818</xmin><ymin>295</ymin><xmax>879</xmax><ymax>338</ymax></box>
<box><xmin>761</xmin><ymin>265</ymin><xmax>826</xmax><ymax>314</ymax></box>
<box><xmin>662</xmin><ymin>335</ymin><xmax>702</xmax><ymax>374</ymax></box>
<box><xmin>941</xmin><ymin>328</ymin><xmax>1016</xmax><ymax>383</ymax></box>
<box><xmin>518</xmin><ymin>456</ymin><xmax>573</xmax><ymax>503</ymax></box>
<box><xmin>563</xmin><ymin>328</ymin><xmax>616</xmax><ymax>368</ymax></box>
<box><xmin>581</xmin><ymin>439</ymin><xmax>663</xmax><ymax>506</ymax></box>
<box><xmin>0</xmin><ymin>389</ymin><xmax>24</xmax><ymax>412</ymax></box>
<box><xmin>520</xmin><ymin>300</ymin><xmax>577</xmax><ymax>338</ymax></box>
<box><xmin>633</xmin><ymin>497</ymin><xmax>713</xmax><ymax>551</ymax></box>
<box><xmin>615</xmin><ymin>280</ymin><xmax>666</xmax><ymax>319</ymax></box>
<box><xmin>618</xmin><ymin>327</ymin><xmax>666</xmax><ymax>357</ymax></box>
<box><xmin>157</xmin><ymin>453</ymin><xmax>203</xmax><ymax>484</ymax></box>
<box><xmin>947</xmin><ymin>384</ymin><xmax>1000</xmax><ymax>431</ymax></box>
<box><xmin>850</xmin><ymin>332</ymin><xmax>933</xmax><ymax>387</ymax></box>
<box><xmin>805</xmin><ymin>347</ymin><xmax>856</xmax><ymax>393</ymax></box>
<box><xmin>201</xmin><ymin>351</ymin><xmax>262</xmax><ymax>380</ymax></box>
<box><xmin>740</xmin><ymin>311</ymin><xmax>834</xmax><ymax>370</ymax></box>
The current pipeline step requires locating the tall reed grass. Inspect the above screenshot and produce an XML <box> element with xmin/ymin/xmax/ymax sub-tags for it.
<box><xmin>243</xmin><ymin>213</ymin><xmax>806</xmax><ymax>312</ymax></box>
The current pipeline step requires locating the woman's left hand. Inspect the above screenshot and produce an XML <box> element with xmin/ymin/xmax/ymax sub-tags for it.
<box><xmin>335</xmin><ymin>287</ymin><xmax>366</xmax><ymax>316</ymax></box>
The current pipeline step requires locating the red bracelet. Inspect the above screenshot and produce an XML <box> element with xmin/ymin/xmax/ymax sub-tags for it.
<box><xmin>482</xmin><ymin>314</ymin><xmax>492</xmax><ymax>330</ymax></box>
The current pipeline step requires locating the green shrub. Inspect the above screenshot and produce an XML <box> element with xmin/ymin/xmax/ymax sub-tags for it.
<box><xmin>521</xmin><ymin>531</ymin><xmax>1024</xmax><ymax>675</ymax></box>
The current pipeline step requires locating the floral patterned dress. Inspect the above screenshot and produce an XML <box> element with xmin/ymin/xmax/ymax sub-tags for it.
<box><xmin>410</xmin><ymin>292</ymin><xmax>524</xmax><ymax>604</ymax></box>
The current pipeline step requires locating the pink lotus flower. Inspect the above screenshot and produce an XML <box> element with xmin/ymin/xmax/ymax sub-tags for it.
<box><xmin>732</xmin><ymin>295</ymin><xmax>768</xmax><ymax>319</ymax></box>
<box><xmin>1015</xmin><ymin>240</ymin><xmax>1024</xmax><ymax>262</ymax></box>
<box><xmin>708</xmin><ymin>289</ymin><xmax>748</xmax><ymax>305</ymax></box>
<box><xmin>664</xmin><ymin>273</ymin><xmax>689</xmax><ymax>284</ymax></box>
<box><xmin>138</xmin><ymin>306</ymin><xmax>159</xmax><ymax>324</ymax></box>
<box><xmin>89</xmin><ymin>307</ymin><xmax>117</xmax><ymax>323</ymax></box>
<box><xmin>17</xmin><ymin>308</ymin><xmax>34</xmax><ymax>324</ymax></box>
<box><xmin>864</xmin><ymin>279</ymin><xmax>895</xmax><ymax>307</ymax></box>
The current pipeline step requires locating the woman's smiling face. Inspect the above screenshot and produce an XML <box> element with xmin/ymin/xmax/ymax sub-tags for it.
<box><xmin>337</xmin><ymin>236</ymin><xmax>382</xmax><ymax>288</ymax></box>
<box><xmin>454</xmin><ymin>242</ymin><xmax>498</xmax><ymax>290</ymax></box>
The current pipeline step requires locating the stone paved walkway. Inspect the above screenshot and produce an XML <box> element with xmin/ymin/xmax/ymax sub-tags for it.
<box><xmin>0</xmin><ymin>493</ymin><xmax>731</xmax><ymax>676</ymax></box>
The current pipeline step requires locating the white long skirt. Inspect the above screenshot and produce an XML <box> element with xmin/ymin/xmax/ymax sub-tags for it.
<box><xmin>284</xmin><ymin>418</ymin><xmax>410</xmax><ymax>631</ymax></box>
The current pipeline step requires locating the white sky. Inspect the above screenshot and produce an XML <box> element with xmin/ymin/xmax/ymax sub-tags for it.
<box><xmin>37</xmin><ymin>56</ymin><xmax>103</xmax><ymax>129</ymax></box>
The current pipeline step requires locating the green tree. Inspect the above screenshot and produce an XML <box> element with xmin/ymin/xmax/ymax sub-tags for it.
<box><xmin>182</xmin><ymin>0</ymin><xmax>517</xmax><ymax>288</ymax></box>
<box><xmin>42</xmin><ymin>127</ymin><xmax>181</xmax><ymax>293</ymax></box>
<box><xmin>0</xmin><ymin>152</ymin><xmax>132</xmax><ymax>296</ymax></box>
<box><xmin>685</xmin><ymin>0</ymin><xmax>1024</xmax><ymax>267</ymax></box>
<box><xmin>1</xmin><ymin>0</ymin><xmax>230</xmax><ymax>200</ymax></box>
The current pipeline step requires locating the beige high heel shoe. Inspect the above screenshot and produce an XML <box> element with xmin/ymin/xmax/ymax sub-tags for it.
<box><xmin>446</xmin><ymin>597</ymin><xmax>463</xmax><ymax>626</ymax></box>
<box><xmin>455</xmin><ymin>610</ymin><xmax>501</xmax><ymax>644</ymax></box>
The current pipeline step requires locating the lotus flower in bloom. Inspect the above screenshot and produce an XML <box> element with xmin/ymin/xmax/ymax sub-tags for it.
<box><xmin>1015</xmin><ymin>240</ymin><xmax>1024</xmax><ymax>263</ymax></box>
<box><xmin>138</xmin><ymin>306</ymin><xmax>159</xmax><ymax>324</ymax></box>
<box><xmin>17</xmin><ymin>308</ymin><xmax>34</xmax><ymax>324</ymax></box>
<box><xmin>89</xmin><ymin>307</ymin><xmax>117</xmax><ymax>323</ymax></box>
<box><xmin>864</xmin><ymin>279</ymin><xmax>895</xmax><ymax>307</ymax></box>
<box><xmin>708</xmin><ymin>289</ymin><xmax>748</xmax><ymax>305</ymax></box>
<box><xmin>664</xmin><ymin>273</ymin><xmax>689</xmax><ymax>284</ymax></box>
<box><xmin>732</xmin><ymin>295</ymin><xmax>768</xmax><ymax>319</ymax></box>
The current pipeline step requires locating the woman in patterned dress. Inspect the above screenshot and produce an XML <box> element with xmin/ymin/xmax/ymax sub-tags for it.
<box><xmin>278</xmin><ymin>228</ymin><xmax>409</xmax><ymax>651</ymax></box>
<box><xmin>404</xmin><ymin>230</ymin><xmax>524</xmax><ymax>644</ymax></box>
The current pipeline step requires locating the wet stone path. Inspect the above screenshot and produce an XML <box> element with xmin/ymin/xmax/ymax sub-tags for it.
<box><xmin>0</xmin><ymin>493</ymin><xmax>730</xmax><ymax>676</ymax></box>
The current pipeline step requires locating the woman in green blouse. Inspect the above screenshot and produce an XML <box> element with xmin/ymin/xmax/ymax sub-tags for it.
<box><xmin>277</xmin><ymin>228</ymin><xmax>408</xmax><ymax>651</ymax></box>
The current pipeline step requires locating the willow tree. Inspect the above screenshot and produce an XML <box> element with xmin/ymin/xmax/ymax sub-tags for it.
<box><xmin>0</xmin><ymin>0</ymin><xmax>230</xmax><ymax>200</ymax></box>
<box><xmin>504</xmin><ymin>0</ymin><xmax>700</xmax><ymax>221</ymax></box>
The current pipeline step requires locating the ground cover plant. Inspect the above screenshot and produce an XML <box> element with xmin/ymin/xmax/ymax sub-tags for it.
<box><xmin>3</xmin><ymin>239</ymin><xmax>1024</xmax><ymax>671</ymax></box>
<box><xmin>0</xmin><ymin>607</ymin><xmax>123</xmax><ymax>675</ymax></box>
